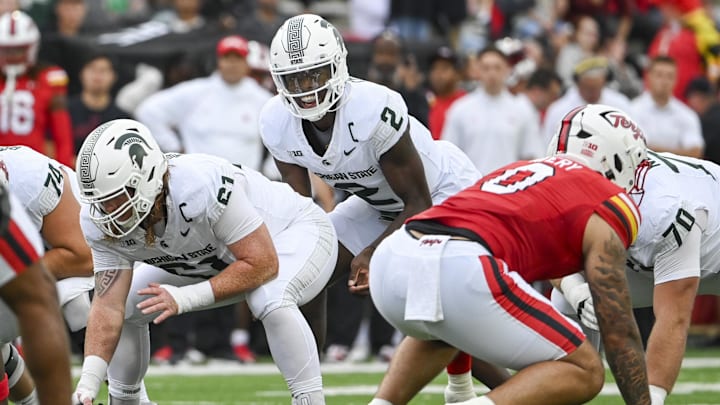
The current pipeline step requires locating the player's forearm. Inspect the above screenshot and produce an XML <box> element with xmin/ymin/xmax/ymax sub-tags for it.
<box><xmin>369</xmin><ymin>200</ymin><xmax>429</xmax><ymax>249</ymax></box>
<box><xmin>42</xmin><ymin>247</ymin><xmax>93</xmax><ymax>279</ymax></box>
<box><xmin>645</xmin><ymin>317</ymin><xmax>691</xmax><ymax>391</ymax></box>
<box><xmin>19</xmin><ymin>302</ymin><xmax>72</xmax><ymax>403</ymax></box>
<box><xmin>211</xmin><ymin>257</ymin><xmax>279</xmax><ymax>301</ymax></box>
<box><xmin>83</xmin><ymin>302</ymin><xmax>125</xmax><ymax>363</ymax></box>
<box><xmin>603</xmin><ymin>326</ymin><xmax>650</xmax><ymax>404</ymax></box>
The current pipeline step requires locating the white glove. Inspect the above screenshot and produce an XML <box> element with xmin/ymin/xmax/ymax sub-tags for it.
<box><xmin>72</xmin><ymin>355</ymin><xmax>108</xmax><ymax>405</ymax></box>
<box><xmin>561</xmin><ymin>274</ymin><xmax>599</xmax><ymax>331</ymax></box>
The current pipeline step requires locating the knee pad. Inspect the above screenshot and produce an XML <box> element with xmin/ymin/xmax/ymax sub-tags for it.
<box><xmin>1</xmin><ymin>343</ymin><xmax>25</xmax><ymax>388</ymax></box>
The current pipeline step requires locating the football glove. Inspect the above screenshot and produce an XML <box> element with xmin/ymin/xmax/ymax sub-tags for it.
<box><xmin>561</xmin><ymin>274</ymin><xmax>599</xmax><ymax>331</ymax></box>
<box><xmin>73</xmin><ymin>355</ymin><xmax>108</xmax><ymax>405</ymax></box>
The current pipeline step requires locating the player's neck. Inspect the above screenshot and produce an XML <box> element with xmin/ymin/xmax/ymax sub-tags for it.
<box><xmin>82</xmin><ymin>91</ymin><xmax>111</xmax><ymax>111</ymax></box>
<box><xmin>309</xmin><ymin>112</ymin><xmax>335</xmax><ymax>132</ymax></box>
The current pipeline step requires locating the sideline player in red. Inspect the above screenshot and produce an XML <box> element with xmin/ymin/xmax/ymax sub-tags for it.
<box><xmin>366</xmin><ymin>104</ymin><xmax>651</xmax><ymax>405</ymax></box>
<box><xmin>0</xmin><ymin>11</ymin><xmax>73</xmax><ymax>167</ymax></box>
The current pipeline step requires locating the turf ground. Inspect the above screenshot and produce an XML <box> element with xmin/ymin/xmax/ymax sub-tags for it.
<box><xmin>78</xmin><ymin>348</ymin><xmax>720</xmax><ymax>404</ymax></box>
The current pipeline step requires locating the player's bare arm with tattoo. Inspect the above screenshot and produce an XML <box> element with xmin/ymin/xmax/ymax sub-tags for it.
<box><xmin>73</xmin><ymin>268</ymin><xmax>133</xmax><ymax>404</ymax></box>
<box><xmin>583</xmin><ymin>214</ymin><xmax>650</xmax><ymax>405</ymax></box>
<box><xmin>85</xmin><ymin>269</ymin><xmax>133</xmax><ymax>361</ymax></box>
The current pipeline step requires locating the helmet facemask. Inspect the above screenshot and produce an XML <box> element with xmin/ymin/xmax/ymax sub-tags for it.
<box><xmin>85</xmin><ymin>173</ymin><xmax>157</xmax><ymax>238</ymax></box>
<box><xmin>273</xmin><ymin>54</ymin><xmax>347</xmax><ymax>121</ymax></box>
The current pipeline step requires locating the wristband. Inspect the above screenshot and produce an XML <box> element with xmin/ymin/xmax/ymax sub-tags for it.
<box><xmin>160</xmin><ymin>280</ymin><xmax>215</xmax><ymax>314</ymax></box>
<box><xmin>649</xmin><ymin>384</ymin><xmax>667</xmax><ymax>404</ymax></box>
<box><xmin>77</xmin><ymin>355</ymin><xmax>108</xmax><ymax>397</ymax></box>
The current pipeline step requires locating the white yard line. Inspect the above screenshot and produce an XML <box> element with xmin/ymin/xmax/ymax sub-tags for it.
<box><xmin>254</xmin><ymin>382</ymin><xmax>720</xmax><ymax>397</ymax></box>
<box><xmin>70</xmin><ymin>357</ymin><xmax>720</xmax><ymax>378</ymax></box>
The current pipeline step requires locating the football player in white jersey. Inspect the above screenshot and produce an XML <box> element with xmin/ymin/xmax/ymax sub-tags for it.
<box><xmin>0</xmin><ymin>146</ymin><xmax>156</xmax><ymax>404</ymax></box>
<box><xmin>0</xmin><ymin>173</ymin><xmax>72</xmax><ymax>404</ymax></box>
<box><xmin>261</xmin><ymin>12</ymin><xmax>479</xmax><ymax>304</ymax></box>
<box><xmin>553</xmin><ymin>149</ymin><xmax>720</xmax><ymax>404</ymax></box>
<box><xmin>261</xmin><ymin>14</ymin><xmax>491</xmax><ymax>401</ymax></box>
<box><xmin>72</xmin><ymin>119</ymin><xmax>338</xmax><ymax>405</ymax></box>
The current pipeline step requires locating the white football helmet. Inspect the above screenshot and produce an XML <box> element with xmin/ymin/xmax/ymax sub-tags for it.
<box><xmin>547</xmin><ymin>104</ymin><xmax>648</xmax><ymax>191</ymax></box>
<box><xmin>75</xmin><ymin>119</ymin><xmax>168</xmax><ymax>238</ymax></box>
<box><xmin>0</xmin><ymin>11</ymin><xmax>39</xmax><ymax>75</ymax></box>
<box><xmin>269</xmin><ymin>14</ymin><xmax>349</xmax><ymax>121</ymax></box>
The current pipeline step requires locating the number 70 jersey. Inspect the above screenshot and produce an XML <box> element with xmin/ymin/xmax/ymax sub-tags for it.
<box><xmin>260</xmin><ymin>79</ymin><xmax>475</xmax><ymax>212</ymax></box>
<box><xmin>628</xmin><ymin>151</ymin><xmax>720</xmax><ymax>282</ymax></box>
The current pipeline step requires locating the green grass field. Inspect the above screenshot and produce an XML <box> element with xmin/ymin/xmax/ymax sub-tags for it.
<box><xmin>79</xmin><ymin>348</ymin><xmax>720</xmax><ymax>404</ymax></box>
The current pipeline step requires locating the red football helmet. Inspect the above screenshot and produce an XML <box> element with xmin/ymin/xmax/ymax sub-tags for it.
<box><xmin>0</xmin><ymin>11</ymin><xmax>39</xmax><ymax>74</ymax></box>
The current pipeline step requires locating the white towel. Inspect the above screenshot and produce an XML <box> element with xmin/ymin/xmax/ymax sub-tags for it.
<box><xmin>404</xmin><ymin>234</ymin><xmax>451</xmax><ymax>322</ymax></box>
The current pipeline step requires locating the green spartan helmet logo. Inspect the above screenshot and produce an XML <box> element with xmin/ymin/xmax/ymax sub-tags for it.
<box><xmin>114</xmin><ymin>132</ymin><xmax>152</xmax><ymax>169</ymax></box>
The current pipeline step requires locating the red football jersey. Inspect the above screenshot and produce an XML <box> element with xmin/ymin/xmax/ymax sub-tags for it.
<box><xmin>0</xmin><ymin>66</ymin><xmax>73</xmax><ymax>167</ymax></box>
<box><xmin>407</xmin><ymin>156</ymin><xmax>640</xmax><ymax>283</ymax></box>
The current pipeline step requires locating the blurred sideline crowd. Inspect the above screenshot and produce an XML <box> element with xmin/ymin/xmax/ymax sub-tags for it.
<box><xmin>4</xmin><ymin>0</ymin><xmax>720</xmax><ymax>365</ymax></box>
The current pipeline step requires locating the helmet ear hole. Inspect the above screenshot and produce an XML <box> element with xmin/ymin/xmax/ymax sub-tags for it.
<box><xmin>614</xmin><ymin>154</ymin><xmax>623</xmax><ymax>172</ymax></box>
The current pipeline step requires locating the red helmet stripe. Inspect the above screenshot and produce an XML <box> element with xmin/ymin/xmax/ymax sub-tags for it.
<box><xmin>556</xmin><ymin>105</ymin><xmax>585</xmax><ymax>153</ymax></box>
<box><xmin>8</xmin><ymin>14</ymin><xmax>15</xmax><ymax>36</ymax></box>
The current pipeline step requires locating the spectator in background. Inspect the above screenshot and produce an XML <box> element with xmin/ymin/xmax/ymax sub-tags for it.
<box><xmin>68</xmin><ymin>53</ymin><xmax>129</xmax><ymax>155</ymax></box>
<box><xmin>543</xmin><ymin>56</ymin><xmax>632</xmax><ymax>144</ymax></box>
<box><xmin>136</xmin><ymin>35</ymin><xmax>272</xmax><ymax>171</ymax></box>
<box><xmin>38</xmin><ymin>0</ymin><xmax>90</xmax><ymax>96</ymax></box>
<box><xmin>647</xmin><ymin>0</ymin><xmax>705</xmax><ymax>101</ymax></box>
<box><xmin>151</xmin><ymin>0</ymin><xmax>205</xmax><ymax>33</ymax></box>
<box><xmin>234</xmin><ymin>0</ymin><xmax>287</xmax><ymax>46</ymax></box>
<box><xmin>555</xmin><ymin>0</ymin><xmax>634</xmax><ymax>51</ymax></box>
<box><xmin>47</xmin><ymin>0</ymin><xmax>87</xmax><ymax>36</ymax></box>
<box><xmin>631</xmin><ymin>56</ymin><xmax>704</xmax><ymax>157</ymax></box>
<box><xmin>651</xmin><ymin>0</ymin><xmax>720</xmax><ymax>82</ymax></box>
<box><xmin>387</xmin><ymin>0</ymin><xmax>433</xmax><ymax>41</ymax></box>
<box><xmin>555</xmin><ymin>15</ymin><xmax>601</xmax><ymax>88</ymax></box>
<box><xmin>427</xmin><ymin>46</ymin><xmax>465</xmax><ymax>140</ymax></box>
<box><xmin>348</xmin><ymin>0</ymin><xmax>389</xmax><ymax>41</ymax></box>
<box><xmin>684</xmin><ymin>76</ymin><xmax>720</xmax><ymax>163</ymax></box>
<box><xmin>0</xmin><ymin>11</ymin><xmax>74</xmax><ymax>167</ymax></box>
<box><xmin>520</xmin><ymin>67</ymin><xmax>563</xmax><ymax>125</ymax></box>
<box><xmin>366</xmin><ymin>30</ymin><xmax>429</xmax><ymax>125</ymax></box>
<box><xmin>442</xmin><ymin>46</ymin><xmax>543</xmax><ymax>174</ymax></box>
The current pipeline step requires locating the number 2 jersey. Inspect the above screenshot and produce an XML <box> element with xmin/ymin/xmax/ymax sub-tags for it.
<box><xmin>628</xmin><ymin>151</ymin><xmax>720</xmax><ymax>284</ymax></box>
<box><xmin>260</xmin><ymin>79</ymin><xmax>480</xmax><ymax>212</ymax></box>
<box><xmin>407</xmin><ymin>156</ymin><xmax>641</xmax><ymax>283</ymax></box>
<box><xmin>81</xmin><ymin>154</ymin><xmax>318</xmax><ymax>278</ymax></box>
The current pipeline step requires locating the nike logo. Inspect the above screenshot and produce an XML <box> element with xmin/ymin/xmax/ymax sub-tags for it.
<box><xmin>343</xmin><ymin>147</ymin><xmax>356</xmax><ymax>156</ymax></box>
<box><xmin>180</xmin><ymin>229</ymin><xmax>190</xmax><ymax>237</ymax></box>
